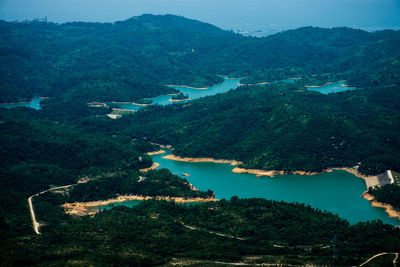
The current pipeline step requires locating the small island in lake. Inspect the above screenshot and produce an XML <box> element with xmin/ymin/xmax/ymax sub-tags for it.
<box><xmin>169</xmin><ymin>93</ymin><xmax>189</xmax><ymax>102</ymax></box>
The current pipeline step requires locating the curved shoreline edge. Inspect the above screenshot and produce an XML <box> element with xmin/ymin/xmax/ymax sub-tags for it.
<box><xmin>147</xmin><ymin>149</ymin><xmax>166</xmax><ymax>156</ymax></box>
<box><xmin>168</xmin><ymin>98</ymin><xmax>190</xmax><ymax>102</ymax></box>
<box><xmin>162</xmin><ymin>154</ymin><xmax>242</xmax><ymax>166</ymax></box>
<box><xmin>0</xmin><ymin>96</ymin><xmax>48</xmax><ymax>105</ymax></box>
<box><xmin>62</xmin><ymin>195</ymin><xmax>218</xmax><ymax>216</ymax></box>
<box><xmin>132</xmin><ymin>102</ymin><xmax>152</xmax><ymax>106</ymax></box>
<box><xmin>165</xmin><ymin>84</ymin><xmax>210</xmax><ymax>90</ymax></box>
<box><xmin>139</xmin><ymin>162</ymin><xmax>160</xmax><ymax>172</ymax></box>
<box><xmin>362</xmin><ymin>192</ymin><xmax>400</xmax><ymax>221</ymax></box>
<box><xmin>159</xmin><ymin>152</ymin><xmax>399</xmax><ymax>223</ymax></box>
<box><xmin>232</xmin><ymin>167</ymin><xmax>320</xmax><ymax>177</ymax></box>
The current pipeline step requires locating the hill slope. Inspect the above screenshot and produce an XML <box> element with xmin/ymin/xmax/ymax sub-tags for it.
<box><xmin>118</xmin><ymin>83</ymin><xmax>400</xmax><ymax>174</ymax></box>
<box><xmin>1</xmin><ymin>15</ymin><xmax>400</xmax><ymax>104</ymax></box>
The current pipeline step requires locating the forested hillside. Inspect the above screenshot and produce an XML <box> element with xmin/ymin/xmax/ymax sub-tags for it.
<box><xmin>1</xmin><ymin>15</ymin><xmax>400</xmax><ymax>104</ymax></box>
<box><xmin>1</xmin><ymin>198</ymin><xmax>399</xmax><ymax>266</ymax></box>
<box><xmin>116</xmin><ymin>83</ymin><xmax>400</xmax><ymax>175</ymax></box>
<box><xmin>0</xmin><ymin>110</ymin><xmax>214</xmax><ymax>237</ymax></box>
<box><xmin>1</xmin><ymin>14</ymin><xmax>400</xmax><ymax>266</ymax></box>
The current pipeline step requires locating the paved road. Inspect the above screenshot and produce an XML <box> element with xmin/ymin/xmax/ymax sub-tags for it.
<box><xmin>28</xmin><ymin>184</ymin><xmax>74</xmax><ymax>235</ymax></box>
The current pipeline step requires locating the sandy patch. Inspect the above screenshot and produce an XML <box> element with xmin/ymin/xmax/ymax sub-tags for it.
<box><xmin>162</xmin><ymin>154</ymin><xmax>242</xmax><ymax>165</ymax></box>
<box><xmin>62</xmin><ymin>195</ymin><xmax>217</xmax><ymax>216</ymax></box>
<box><xmin>362</xmin><ymin>192</ymin><xmax>400</xmax><ymax>222</ymax></box>
<box><xmin>168</xmin><ymin>98</ymin><xmax>190</xmax><ymax>102</ymax></box>
<box><xmin>232</xmin><ymin>167</ymin><xmax>318</xmax><ymax>177</ymax></box>
<box><xmin>147</xmin><ymin>150</ymin><xmax>166</xmax><ymax>156</ymax></box>
<box><xmin>139</xmin><ymin>162</ymin><xmax>160</xmax><ymax>172</ymax></box>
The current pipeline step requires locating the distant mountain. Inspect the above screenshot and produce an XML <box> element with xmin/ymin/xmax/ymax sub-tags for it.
<box><xmin>0</xmin><ymin>14</ymin><xmax>238</xmax><ymax>103</ymax></box>
<box><xmin>1</xmin><ymin>14</ymin><xmax>399</xmax><ymax>103</ymax></box>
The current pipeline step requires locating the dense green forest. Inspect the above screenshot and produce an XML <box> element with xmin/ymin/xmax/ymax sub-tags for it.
<box><xmin>107</xmin><ymin>82</ymin><xmax>400</xmax><ymax>175</ymax></box>
<box><xmin>1</xmin><ymin>198</ymin><xmax>399</xmax><ymax>266</ymax></box>
<box><xmin>0</xmin><ymin>115</ymin><xmax>139</xmax><ymax>235</ymax></box>
<box><xmin>1</xmin><ymin>14</ymin><xmax>400</xmax><ymax>266</ymax></box>
<box><xmin>67</xmin><ymin>169</ymin><xmax>214</xmax><ymax>203</ymax></box>
<box><xmin>1</xmin><ymin>15</ymin><xmax>400</xmax><ymax>104</ymax></box>
<box><xmin>369</xmin><ymin>184</ymin><xmax>400</xmax><ymax>210</ymax></box>
<box><xmin>0</xmin><ymin>111</ymin><xmax>213</xmax><ymax>238</ymax></box>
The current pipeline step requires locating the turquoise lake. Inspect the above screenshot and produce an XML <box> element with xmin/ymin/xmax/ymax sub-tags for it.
<box><xmin>149</xmin><ymin>150</ymin><xmax>399</xmax><ymax>225</ymax></box>
<box><xmin>115</xmin><ymin>77</ymin><xmax>242</xmax><ymax>110</ymax></box>
<box><xmin>100</xmin><ymin>149</ymin><xmax>399</xmax><ymax>225</ymax></box>
<box><xmin>306</xmin><ymin>81</ymin><xmax>356</xmax><ymax>95</ymax></box>
<box><xmin>0</xmin><ymin>97</ymin><xmax>43</xmax><ymax>110</ymax></box>
<box><xmin>103</xmin><ymin>79</ymin><xmax>399</xmax><ymax>226</ymax></box>
<box><xmin>115</xmin><ymin>78</ymin><xmax>356</xmax><ymax>111</ymax></box>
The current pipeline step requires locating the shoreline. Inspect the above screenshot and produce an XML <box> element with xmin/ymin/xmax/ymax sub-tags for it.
<box><xmin>165</xmin><ymin>84</ymin><xmax>210</xmax><ymax>90</ymax></box>
<box><xmin>362</xmin><ymin>192</ymin><xmax>400</xmax><ymax>221</ymax></box>
<box><xmin>0</xmin><ymin>96</ymin><xmax>48</xmax><ymax>105</ymax></box>
<box><xmin>305</xmin><ymin>82</ymin><xmax>335</xmax><ymax>88</ymax></box>
<box><xmin>238</xmin><ymin>81</ymin><xmax>269</xmax><ymax>86</ymax></box>
<box><xmin>147</xmin><ymin>149</ymin><xmax>166</xmax><ymax>156</ymax></box>
<box><xmin>154</xmin><ymin>151</ymin><xmax>398</xmax><ymax>222</ymax></box>
<box><xmin>232</xmin><ymin>167</ymin><xmax>319</xmax><ymax>177</ymax></box>
<box><xmin>111</xmin><ymin>101</ymin><xmax>136</xmax><ymax>104</ymax></box>
<box><xmin>132</xmin><ymin>102</ymin><xmax>152</xmax><ymax>106</ymax></box>
<box><xmin>225</xmin><ymin>76</ymin><xmax>247</xmax><ymax>79</ymax></box>
<box><xmin>139</xmin><ymin>162</ymin><xmax>160</xmax><ymax>172</ymax></box>
<box><xmin>165</xmin><ymin>76</ymin><xmax>240</xmax><ymax>91</ymax></box>
<box><xmin>162</xmin><ymin>154</ymin><xmax>242</xmax><ymax>166</ymax></box>
<box><xmin>62</xmin><ymin>195</ymin><xmax>218</xmax><ymax>216</ymax></box>
<box><xmin>168</xmin><ymin>98</ymin><xmax>190</xmax><ymax>102</ymax></box>
<box><xmin>330</xmin><ymin>167</ymin><xmax>381</xmax><ymax>188</ymax></box>
<box><xmin>160</xmin><ymin>154</ymin><xmax>369</xmax><ymax>179</ymax></box>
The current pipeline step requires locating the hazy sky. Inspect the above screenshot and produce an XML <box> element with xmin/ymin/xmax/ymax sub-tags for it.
<box><xmin>1</xmin><ymin>0</ymin><xmax>399</xmax><ymax>31</ymax></box>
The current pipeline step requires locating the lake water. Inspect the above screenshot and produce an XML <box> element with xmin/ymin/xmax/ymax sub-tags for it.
<box><xmin>306</xmin><ymin>81</ymin><xmax>356</xmax><ymax>95</ymax></box>
<box><xmin>147</xmin><ymin>149</ymin><xmax>398</xmax><ymax>225</ymax></box>
<box><xmin>105</xmin><ymin>81</ymin><xmax>396</xmax><ymax>225</ymax></box>
<box><xmin>116</xmin><ymin>78</ymin><xmax>357</xmax><ymax>111</ymax></box>
<box><xmin>0</xmin><ymin>97</ymin><xmax>43</xmax><ymax>110</ymax></box>
<box><xmin>115</xmin><ymin>77</ymin><xmax>242</xmax><ymax>111</ymax></box>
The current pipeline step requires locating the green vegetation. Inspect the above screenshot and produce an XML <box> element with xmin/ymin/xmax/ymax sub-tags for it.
<box><xmin>171</xmin><ymin>93</ymin><xmax>189</xmax><ymax>101</ymax></box>
<box><xmin>392</xmin><ymin>170</ymin><xmax>400</xmax><ymax>186</ymax></box>
<box><xmin>0</xmin><ymin>112</ymin><xmax>213</xmax><ymax>238</ymax></box>
<box><xmin>115</xmin><ymin>83</ymin><xmax>400</xmax><ymax>175</ymax></box>
<box><xmin>1</xmin><ymin>16</ymin><xmax>400</xmax><ymax>106</ymax></box>
<box><xmin>369</xmin><ymin>184</ymin><xmax>400</xmax><ymax>210</ymax></box>
<box><xmin>0</xmin><ymin>116</ymin><xmax>144</xmax><ymax>236</ymax></box>
<box><xmin>1</xmin><ymin>198</ymin><xmax>400</xmax><ymax>266</ymax></box>
<box><xmin>134</xmin><ymin>98</ymin><xmax>153</xmax><ymax>105</ymax></box>
<box><xmin>67</xmin><ymin>169</ymin><xmax>214</xmax><ymax>203</ymax></box>
<box><xmin>1</xmin><ymin>14</ymin><xmax>400</xmax><ymax>266</ymax></box>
